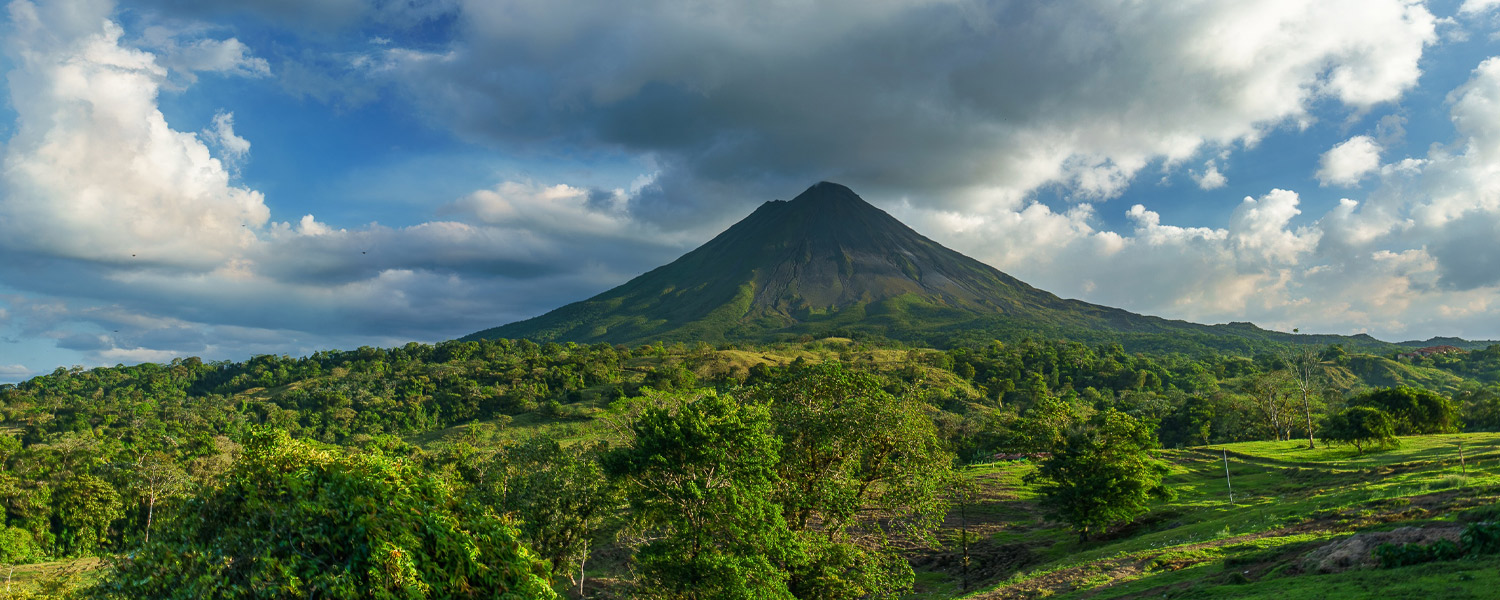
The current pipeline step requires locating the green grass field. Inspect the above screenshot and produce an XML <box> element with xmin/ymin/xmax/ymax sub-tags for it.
<box><xmin>932</xmin><ymin>433</ymin><xmax>1500</xmax><ymax>599</ymax></box>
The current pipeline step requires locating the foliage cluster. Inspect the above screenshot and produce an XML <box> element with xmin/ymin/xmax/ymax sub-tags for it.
<box><xmin>1319</xmin><ymin>406</ymin><xmax>1400</xmax><ymax>454</ymax></box>
<box><xmin>1021</xmin><ymin>408</ymin><xmax>1174</xmax><ymax>540</ymax></box>
<box><xmin>1374</xmin><ymin>521</ymin><xmax>1500</xmax><ymax>569</ymax></box>
<box><xmin>89</xmin><ymin>430</ymin><xmax>557</xmax><ymax>600</ymax></box>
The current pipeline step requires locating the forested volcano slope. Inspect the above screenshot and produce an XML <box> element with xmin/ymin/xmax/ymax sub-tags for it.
<box><xmin>466</xmin><ymin>182</ymin><xmax>1416</xmax><ymax>353</ymax></box>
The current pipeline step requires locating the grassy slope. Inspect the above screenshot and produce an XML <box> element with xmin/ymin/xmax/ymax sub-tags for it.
<box><xmin>1343</xmin><ymin>355</ymin><xmax>1468</xmax><ymax>393</ymax></box>
<box><xmin>936</xmin><ymin>434</ymin><xmax>1500</xmax><ymax>600</ymax></box>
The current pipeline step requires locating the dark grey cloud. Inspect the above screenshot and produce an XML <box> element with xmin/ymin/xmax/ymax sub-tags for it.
<box><xmin>371</xmin><ymin>0</ymin><xmax>1437</xmax><ymax>220</ymax></box>
<box><xmin>1429</xmin><ymin>210</ymin><xmax>1500</xmax><ymax>290</ymax></box>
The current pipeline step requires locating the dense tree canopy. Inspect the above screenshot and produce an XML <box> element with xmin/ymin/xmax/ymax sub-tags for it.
<box><xmin>1025</xmin><ymin>409</ymin><xmax>1174</xmax><ymax>540</ymax></box>
<box><xmin>744</xmin><ymin>363</ymin><xmax>953</xmax><ymax>599</ymax></box>
<box><xmin>605</xmin><ymin>391</ymin><xmax>797</xmax><ymax>600</ymax></box>
<box><xmin>1320</xmin><ymin>406</ymin><xmax>1399</xmax><ymax>454</ymax></box>
<box><xmin>0</xmin><ymin>335</ymin><xmax>1496</xmax><ymax>598</ymax></box>
<box><xmin>90</xmin><ymin>430</ymin><xmax>557</xmax><ymax>600</ymax></box>
<box><xmin>1351</xmin><ymin>386</ymin><xmax>1461</xmax><ymax>435</ymax></box>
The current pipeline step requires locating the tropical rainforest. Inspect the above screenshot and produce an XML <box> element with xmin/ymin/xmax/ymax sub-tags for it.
<box><xmin>2</xmin><ymin>335</ymin><xmax>1500</xmax><ymax>598</ymax></box>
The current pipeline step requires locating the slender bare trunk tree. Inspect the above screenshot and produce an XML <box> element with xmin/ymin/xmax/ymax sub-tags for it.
<box><xmin>1283</xmin><ymin>349</ymin><xmax>1337</xmax><ymax>449</ymax></box>
<box><xmin>134</xmin><ymin>453</ymin><xmax>189</xmax><ymax>544</ymax></box>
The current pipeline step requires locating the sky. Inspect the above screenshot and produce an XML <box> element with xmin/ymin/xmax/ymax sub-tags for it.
<box><xmin>2</xmin><ymin>0</ymin><xmax>1500</xmax><ymax>382</ymax></box>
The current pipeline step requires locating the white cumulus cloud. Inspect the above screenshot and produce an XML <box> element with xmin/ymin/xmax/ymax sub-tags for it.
<box><xmin>1</xmin><ymin>0</ymin><xmax>270</xmax><ymax>269</ymax></box>
<box><xmin>910</xmin><ymin>56</ymin><xmax>1500</xmax><ymax>340</ymax></box>
<box><xmin>0</xmin><ymin>0</ymin><xmax>689</xmax><ymax>371</ymax></box>
<box><xmin>1318</xmin><ymin>136</ymin><xmax>1384</xmax><ymax>187</ymax></box>
<box><xmin>203</xmin><ymin>110</ymin><xmax>250</xmax><ymax>165</ymax></box>
<box><xmin>1460</xmin><ymin>0</ymin><xmax>1500</xmax><ymax>15</ymax></box>
<box><xmin>1193</xmin><ymin>161</ymin><xmax>1228</xmax><ymax>190</ymax></box>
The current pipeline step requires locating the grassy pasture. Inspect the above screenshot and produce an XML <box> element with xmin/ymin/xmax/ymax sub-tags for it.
<box><xmin>941</xmin><ymin>434</ymin><xmax>1500</xmax><ymax>599</ymax></box>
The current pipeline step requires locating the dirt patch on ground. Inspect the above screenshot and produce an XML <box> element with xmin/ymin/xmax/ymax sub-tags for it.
<box><xmin>969</xmin><ymin>529</ymin><xmax>1278</xmax><ymax>600</ymax></box>
<box><xmin>1298</xmin><ymin>525</ymin><xmax>1464</xmax><ymax>574</ymax></box>
<box><xmin>910</xmin><ymin>539</ymin><xmax>1046</xmax><ymax>595</ymax></box>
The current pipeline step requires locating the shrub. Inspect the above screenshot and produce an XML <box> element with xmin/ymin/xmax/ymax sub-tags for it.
<box><xmin>1373</xmin><ymin>542</ymin><xmax>1433</xmax><ymax>568</ymax></box>
<box><xmin>1428</xmin><ymin>538</ymin><xmax>1463</xmax><ymax>561</ymax></box>
<box><xmin>1372</xmin><ymin>521</ymin><xmax>1500</xmax><ymax>569</ymax></box>
<box><xmin>1462</xmin><ymin>521</ymin><xmax>1500</xmax><ymax>555</ymax></box>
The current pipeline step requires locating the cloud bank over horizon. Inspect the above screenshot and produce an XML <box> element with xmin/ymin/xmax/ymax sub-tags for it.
<box><xmin>2</xmin><ymin>0</ymin><xmax>1500</xmax><ymax>380</ymax></box>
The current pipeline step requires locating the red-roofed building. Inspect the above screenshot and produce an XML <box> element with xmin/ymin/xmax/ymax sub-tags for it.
<box><xmin>1397</xmin><ymin>345</ymin><xmax>1467</xmax><ymax>360</ymax></box>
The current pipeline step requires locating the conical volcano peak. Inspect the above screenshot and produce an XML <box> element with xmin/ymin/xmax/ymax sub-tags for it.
<box><xmin>789</xmin><ymin>181</ymin><xmax>865</xmax><ymax>205</ymax></box>
<box><xmin>466</xmin><ymin>182</ymin><xmax>1174</xmax><ymax>346</ymax></box>
<box><xmin>750</xmin><ymin>181</ymin><xmax>904</xmax><ymax>240</ymax></box>
<box><xmin>467</xmin><ymin>182</ymin><xmax>1378</xmax><ymax>350</ymax></box>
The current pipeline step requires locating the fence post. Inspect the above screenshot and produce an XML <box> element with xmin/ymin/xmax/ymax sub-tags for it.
<box><xmin>1223</xmin><ymin>450</ymin><xmax>1234</xmax><ymax>504</ymax></box>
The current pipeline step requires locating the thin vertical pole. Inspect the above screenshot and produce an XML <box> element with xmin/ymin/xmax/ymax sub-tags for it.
<box><xmin>1223</xmin><ymin>450</ymin><xmax>1234</xmax><ymax>504</ymax></box>
<box><xmin>960</xmin><ymin>496</ymin><xmax>970</xmax><ymax>593</ymax></box>
<box><xmin>1459</xmin><ymin>440</ymin><xmax>1467</xmax><ymax>477</ymax></box>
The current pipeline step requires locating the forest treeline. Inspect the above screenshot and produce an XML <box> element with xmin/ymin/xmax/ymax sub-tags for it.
<box><xmin>1</xmin><ymin>337</ymin><xmax>1499</xmax><ymax>596</ymax></box>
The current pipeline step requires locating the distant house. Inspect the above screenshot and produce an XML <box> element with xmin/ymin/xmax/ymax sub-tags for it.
<box><xmin>1397</xmin><ymin>345</ymin><xmax>1466</xmax><ymax>360</ymax></box>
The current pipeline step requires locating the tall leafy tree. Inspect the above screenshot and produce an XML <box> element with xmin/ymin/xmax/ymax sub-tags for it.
<box><xmin>605</xmin><ymin>390</ymin><xmax>796</xmax><ymax>600</ymax></box>
<box><xmin>1012</xmin><ymin>394</ymin><xmax>1092</xmax><ymax>452</ymax></box>
<box><xmin>495</xmin><ymin>436</ymin><xmax>619</xmax><ymax>595</ymax></box>
<box><xmin>52</xmin><ymin>474</ymin><xmax>121</xmax><ymax>557</ymax></box>
<box><xmin>1025</xmin><ymin>409</ymin><xmax>1173</xmax><ymax>541</ymax></box>
<box><xmin>745</xmin><ymin>363</ymin><xmax>953</xmax><ymax>599</ymax></box>
<box><xmin>129</xmin><ymin>452</ymin><xmax>190</xmax><ymax>545</ymax></box>
<box><xmin>1245</xmin><ymin>371</ymin><xmax>1295</xmax><ymax>441</ymax></box>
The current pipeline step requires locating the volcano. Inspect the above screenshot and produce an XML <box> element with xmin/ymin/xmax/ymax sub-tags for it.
<box><xmin>464</xmin><ymin>182</ymin><xmax>1391</xmax><ymax>351</ymax></box>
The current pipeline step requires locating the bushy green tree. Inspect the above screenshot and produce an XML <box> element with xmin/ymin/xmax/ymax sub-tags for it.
<box><xmin>52</xmin><ymin>475</ymin><xmax>120</xmax><ymax>557</ymax></box>
<box><xmin>1460</xmin><ymin>383</ymin><xmax>1500</xmax><ymax>431</ymax></box>
<box><xmin>1319</xmin><ymin>406</ymin><xmax>1399</xmax><ymax>454</ymax></box>
<box><xmin>0</xmin><ymin>526</ymin><xmax>43</xmax><ymax>564</ymax></box>
<box><xmin>1011</xmin><ymin>395</ymin><xmax>1091</xmax><ymax>453</ymax></box>
<box><xmin>745</xmin><ymin>363</ymin><xmax>953</xmax><ymax>599</ymax></box>
<box><xmin>605</xmin><ymin>391</ymin><xmax>796</xmax><ymax>600</ymax></box>
<box><xmin>1025</xmin><ymin>409</ymin><xmax>1173</xmax><ymax>541</ymax></box>
<box><xmin>89</xmin><ymin>430</ymin><xmax>557</xmax><ymax>600</ymax></box>
<box><xmin>495</xmin><ymin>436</ymin><xmax>619</xmax><ymax>594</ymax></box>
<box><xmin>1158</xmin><ymin>395</ymin><xmax>1215</xmax><ymax>448</ymax></box>
<box><xmin>1351</xmin><ymin>386</ymin><xmax>1460</xmax><ymax>435</ymax></box>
